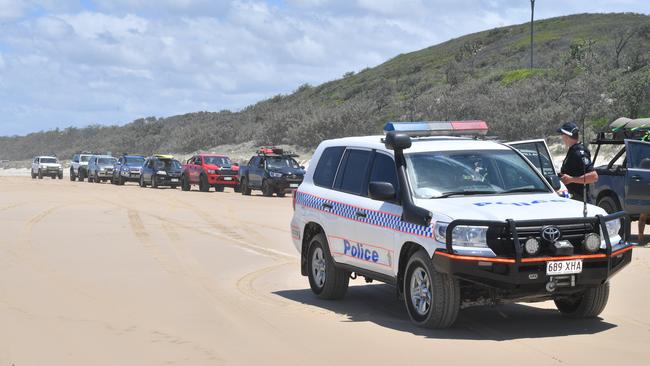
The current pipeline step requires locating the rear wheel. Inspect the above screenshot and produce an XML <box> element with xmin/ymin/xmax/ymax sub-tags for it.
<box><xmin>554</xmin><ymin>283</ymin><xmax>610</xmax><ymax>318</ymax></box>
<box><xmin>241</xmin><ymin>178</ymin><xmax>251</xmax><ymax>196</ymax></box>
<box><xmin>234</xmin><ymin>184</ymin><xmax>241</xmax><ymax>193</ymax></box>
<box><xmin>181</xmin><ymin>175</ymin><xmax>190</xmax><ymax>191</ymax></box>
<box><xmin>199</xmin><ymin>174</ymin><xmax>209</xmax><ymax>192</ymax></box>
<box><xmin>403</xmin><ymin>249</ymin><xmax>460</xmax><ymax>328</ymax></box>
<box><xmin>261</xmin><ymin>179</ymin><xmax>273</xmax><ymax>197</ymax></box>
<box><xmin>307</xmin><ymin>234</ymin><xmax>349</xmax><ymax>299</ymax></box>
<box><xmin>215</xmin><ymin>186</ymin><xmax>224</xmax><ymax>192</ymax></box>
<box><xmin>58</xmin><ymin>174</ymin><xmax>63</xmax><ymax>179</ymax></box>
<box><xmin>276</xmin><ymin>190</ymin><xmax>286</xmax><ymax>198</ymax></box>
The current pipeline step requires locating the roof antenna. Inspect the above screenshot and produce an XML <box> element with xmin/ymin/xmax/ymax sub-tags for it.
<box><xmin>582</xmin><ymin>118</ymin><xmax>587</xmax><ymax>219</ymax></box>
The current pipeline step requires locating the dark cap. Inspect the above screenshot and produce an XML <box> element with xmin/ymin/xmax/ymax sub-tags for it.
<box><xmin>557</xmin><ymin>122</ymin><xmax>579</xmax><ymax>138</ymax></box>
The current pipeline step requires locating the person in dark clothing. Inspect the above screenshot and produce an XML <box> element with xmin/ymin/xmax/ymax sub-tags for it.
<box><xmin>557</xmin><ymin>122</ymin><xmax>598</xmax><ymax>202</ymax></box>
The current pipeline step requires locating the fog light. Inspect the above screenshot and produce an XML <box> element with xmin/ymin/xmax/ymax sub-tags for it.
<box><xmin>524</xmin><ymin>237</ymin><xmax>541</xmax><ymax>256</ymax></box>
<box><xmin>583</xmin><ymin>233</ymin><xmax>601</xmax><ymax>254</ymax></box>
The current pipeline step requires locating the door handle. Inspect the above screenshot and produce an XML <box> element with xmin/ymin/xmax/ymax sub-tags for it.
<box><xmin>322</xmin><ymin>203</ymin><xmax>333</xmax><ymax>210</ymax></box>
<box><xmin>631</xmin><ymin>175</ymin><xmax>642</xmax><ymax>181</ymax></box>
<box><xmin>355</xmin><ymin>211</ymin><xmax>367</xmax><ymax>218</ymax></box>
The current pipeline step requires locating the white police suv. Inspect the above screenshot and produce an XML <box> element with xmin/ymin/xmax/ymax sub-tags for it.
<box><xmin>290</xmin><ymin>121</ymin><xmax>634</xmax><ymax>328</ymax></box>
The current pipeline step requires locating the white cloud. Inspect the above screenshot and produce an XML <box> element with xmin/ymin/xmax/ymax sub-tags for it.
<box><xmin>0</xmin><ymin>0</ymin><xmax>649</xmax><ymax>135</ymax></box>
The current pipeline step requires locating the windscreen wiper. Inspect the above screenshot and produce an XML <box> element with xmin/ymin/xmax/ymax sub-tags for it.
<box><xmin>435</xmin><ymin>190</ymin><xmax>497</xmax><ymax>198</ymax></box>
<box><xmin>501</xmin><ymin>187</ymin><xmax>549</xmax><ymax>194</ymax></box>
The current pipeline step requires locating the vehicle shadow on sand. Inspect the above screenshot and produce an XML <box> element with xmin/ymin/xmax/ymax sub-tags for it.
<box><xmin>274</xmin><ymin>284</ymin><xmax>616</xmax><ymax>340</ymax></box>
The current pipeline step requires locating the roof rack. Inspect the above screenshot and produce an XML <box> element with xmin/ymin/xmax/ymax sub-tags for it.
<box><xmin>257</xmin><ymin>147</ymin><xmax>299</xmax><ymax>158</ymax></box>
<box><xmin>591</xmin><ymin>117</ymin><xmax>650</xmax><ymax>144</ymax></box>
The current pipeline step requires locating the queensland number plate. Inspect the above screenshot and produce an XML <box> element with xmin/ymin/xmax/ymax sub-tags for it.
<box><xmin>171</xmin><ymin>178</ymin><xmax>179</xmax><ymax>182</ymax></box>
<box><xmin>546</xmin><ymin>260</ymin><xmax>582</xmax><ymax>275</ymax></box>
<box><xmin>223</xmin><ymin>177</ymin><xmax>233</xmax><ymax>180</ymax></box>
<box><xmin>290</xmin><ymin>183</ymin><xmax>299</xmax><ymax>188</ymax></box>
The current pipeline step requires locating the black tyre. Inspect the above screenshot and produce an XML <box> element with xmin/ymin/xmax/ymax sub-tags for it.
<box><xmin>78</xmin><ymin>170</ymin><xmax>85</xmax><ymax>182</ymax></box>
<box><xmin>554</xmin><ymin>282</ymin><xmax>610</xmax><ymax>318</ymax></box>
<box><xmin>215</xmin><ymin>186</ymin><xmax>224</xmax><ymax>192</ymax></box>
<box><xmin>31</xmin><ymin>171</ymin><xmax>36</xmax><ymax>179</ymax></box>
<box><xmin>51</xmin><ymin>175</ymin><xmax>56</xmax><ymax>179</ymax></box>
<box><xmin>58</xmin><ymin>174</ymin><xmax>63</xmax><ymax>179</ymax></box>
<box><xmin>170</xmin><ymin>185</ymin><xmax>178</xmax><ymax>189</ymax></box>
<box><xmin>199</xmin><ymin>174</ymin><xmax>210</xmax><ymax>192</ymax></box>
<box><xmin>151</xmin><ymin>175</ymin><xmax>158</xmax><ymax>189</ymax></box>
<box><xmin>70</xmin><ymin>169</ymin><xmax>76</xmax><ymax>181</ymax></box>
<box><xmin>118</xmin><ymin>175</ymin><xmax>125</xmax><ymax>185</ymax></box>
<box><xmin>38</xmin><ymin>170</ymin><xmax>43</xmax><ymax>179</ymax></box>
<box><xmin>181</xmin><ymin>175</ymin><xmax>190</xmax><ymax>191</ymax></box>
<box><xmin>261</xmin><ymin>179</ymin><xmax>273</xmax><ymax>197</ymax></box>
<box><xmin>241</xmin><ymin>178</ymin><xmax>251</xmax><ymax>196</ymax></box>
<box><xmin>234</xmin><ymin>184</ymin><xmax>241</xmax><ymax>193</ymax></box>
<box><xmin>139</xmin><ymin>175</ymin><xmax>147</xmax><ymax>188</ymax></box>
<box><xmin>277</xmin><ymin>190</ymin><xmax>286</xmax><ymax>198</ymax></box>
<box><xmin>404</xmin><ymin>249</ymin><xmax>460</xmax><ymax>328</ymax></box>
<box><xmin>307</xmin><ymin>234</ymin><xmax>349</xmax><ymax>299</ymax></box>
<box><xmin>597</xmin><ymin>196</ymin><xmax>620</xmax><ymax>214</ymax></box>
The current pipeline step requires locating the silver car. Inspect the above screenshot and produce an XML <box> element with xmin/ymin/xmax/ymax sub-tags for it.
<box><xmin>31</xmin><ymin>156</ymin><xmax>63</xmax><ymax>179</ymax></box>
<box><xmin>87</xmin><ymin>155</ymin><xmax>117</xmax><ymax>183</ymax></box>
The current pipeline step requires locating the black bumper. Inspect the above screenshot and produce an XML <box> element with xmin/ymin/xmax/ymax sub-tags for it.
<box><xmin>435</xmin><ymin>212</ymin><xmax>633</xmax><ymax>297</ymax></box>
<box><xmin>267</xmin><ymin>177</ymin><xmax>302</xmax><ymax>190</ymax></box>
<box><xmin>155</xmin><ymin>175</ymin><xmax>181</xmax><ymax>186</ymax></box>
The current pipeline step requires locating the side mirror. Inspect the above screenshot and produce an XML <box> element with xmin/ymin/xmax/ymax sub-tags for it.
<box><xmin>545</xmin><ymin>175</ymin><xmax>562</xmax><ymax>191</ymax></box>
<box><xmin>369</xmin><ymin>181</ymin><xmax>396</xmax><ymax>201</ymax></box>
<box><xmin>300</xmin><ymin>165</ymin><xmax>305</xmax><ymax>170</ymax></box>
<box><xmin>384</xmin><ymin>132</ymin><xmax>412</xmax><ymax>151</ymax></box>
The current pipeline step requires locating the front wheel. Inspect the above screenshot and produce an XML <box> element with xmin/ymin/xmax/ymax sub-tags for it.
<box><xmin>199</xmin><ymin>174</ymin><xmax>209</xmax><ymax>192</ymax></box>
<box><xmin>261</xmin><ymin>179</ymin><xmax>273</xmax><ymax>197</ymax></box>
<box><xmin>139</xmin><ymin>176</ymin><xmax>147</xmax><ymax>188</ymax></box>
<box><xmin>554</xmin><ymin>283</ymin><xmax>610</xmax><ymax>318</ymax></box>
<box><xmin>241</xmin><ymin>178</ymin><xmax>251</xmax><ymax>196</ymax></box>
<box><xmin>307</xmin><ymin>234</ymin><xmax>349</xmax><ymax>299</ymax></box>
<box><xmin>214</xmin><ymin>186</ymin><xmax>224</xmax><ymax>192</ymax></box>
<box><xmin>38</xmin><ymin>170</ymin><xmax>43</xmax><ymax>179</ymax></box>
<box><xmin>151</xmin><ymin>175</ymin><xmax>158</xmax><ymax>189</ymax></box>
<box><xmin>70</xmin><ymin>169</ymin><xmax>76</xmax><ymax>181</ymax></box>
<box><xmin>404</xmin><ymin>250</ymin><xmax>460</xmax><ymax>328</ymax></box>
<box><xmin>181</xmin><ymin>175</ymin><xmax>190</xmax><ymax>191</ymax></box>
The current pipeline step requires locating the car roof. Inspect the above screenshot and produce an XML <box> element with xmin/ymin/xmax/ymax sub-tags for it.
<box><xmin>319</xmin><ymin>135</ymin><xmax>511</xmax><ymax>154</ymax></box>
<box><xmin>37</xmin><ymin>156</ymin><xmax>57</xmax><ymax>159</ymax></box>
<box><xmin>198</xmin><ymin>153</ymin><xmax>228</xmax><ymax>157</ymax></box>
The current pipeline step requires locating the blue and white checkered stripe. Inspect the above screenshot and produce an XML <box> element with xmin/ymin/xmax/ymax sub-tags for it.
<box><xmin>296</xmin><ymin>191</ymin><xmax>433</xmax><ymax>238</ymax></box>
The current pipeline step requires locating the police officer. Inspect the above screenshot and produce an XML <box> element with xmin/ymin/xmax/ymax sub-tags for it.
<box><xmin>557</xmin><ymin>122</ymin><xmax>598</xmax><ymax>202</ymax></box>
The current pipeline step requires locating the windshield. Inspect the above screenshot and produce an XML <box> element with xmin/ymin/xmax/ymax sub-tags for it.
<box><xmin>266</xmin><ymin>157</ymin><xmax>299</xmax><ymax>170</ymax></box>
<box><xmin>155</xmin><ymin>159</ymin><xmax>181</xmax><ymax>170</ymax></box>
<box><xmin>203</xmin><ymin>156</ymin><xmax>232</xmax><ymax>166</ymax></box>
<box><xmin>125</xmin><ymin>157</ymin><xmax>145</xmax><ymax>166</ymax></box>
<box><xmin>98</xmin><ymin>158</ymin><xmax>117</xmax><ymax>165</ymax></box>
<box><xmin>40</xmin><ymin>158</ymin><xmax>58</xmax><ymax>164</ymax></box>
<box><xmin>405</xmin><ymin>149</ymin><xmax>550</xmax><ymax>199</ymax></box>
<box><xmin>80</xmin><ymin>155</ymin><xmax>91</xmax><ymax>162</ymax></box>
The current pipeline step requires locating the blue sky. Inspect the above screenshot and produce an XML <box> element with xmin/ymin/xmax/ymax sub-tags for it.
<box><xmin>0</xmin><ymin>0</ymin><xmax>649</xmax><ymax>136</ymax></box>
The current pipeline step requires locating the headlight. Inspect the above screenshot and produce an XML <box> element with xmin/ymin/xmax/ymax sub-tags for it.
<box><xmin>434</xmin><ymin>222</ymin><xmax>488</xmax><ymax>248</ymax></box>
<box><xmin>157</xmin><ymin>170</ymin><xmax>167</xmax><ymax>175</ymax></box>
<box><xmin>269</xmin><ymin>171</ymin><xmax>283</xmax><ymax>178</ymax></box>
<box><xmin>100</xmin><ymin>167</ymin><xmax>106</xmax><ymax>171</ymax></box>
<box><xmin>207</xmin><ymin>169</ymin><xmax>216</xmax><ymax>174</ymax></box>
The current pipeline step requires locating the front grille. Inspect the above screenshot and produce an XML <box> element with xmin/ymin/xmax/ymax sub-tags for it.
<box><xmin>487</xmin><ymin>222</ymin><xmax>598</xmax><ymax>257</ymax></box>
<box><xmin>219</xmin><ymin>169</ymin><xmax>236</xmax><ymax>176</ymax></box>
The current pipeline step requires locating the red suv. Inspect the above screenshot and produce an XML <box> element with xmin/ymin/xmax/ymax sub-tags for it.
<box><xmin>181</xmin><ymin>154</ymin><xmax>240</xmax><ymax>192</ymax></box>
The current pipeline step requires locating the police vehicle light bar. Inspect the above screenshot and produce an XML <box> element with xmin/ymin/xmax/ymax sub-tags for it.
<box><xmin>384</xmin><ymin>120</ymin><xmax>489</xmax><ymax>137</ymax></box>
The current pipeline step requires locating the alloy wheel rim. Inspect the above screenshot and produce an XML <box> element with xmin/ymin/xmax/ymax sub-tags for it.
<box><xmin>410</xmin><ymin>267</ymin><xmax>432</xmax><ymax>316</ymax></box>
<box><xmin>311</xmin><ymin>247</ymin><xmax>327</xmax><ymax>288</ymax></box>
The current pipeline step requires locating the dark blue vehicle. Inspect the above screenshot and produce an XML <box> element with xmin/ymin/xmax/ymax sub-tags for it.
<box><xmin>239</xmin><ymin>147</ymin><xmax>305</xmax><ymax>197</ymax></box>
<box><xmin>112</xmin><ymin>154</ymin><xmax>146</xmax><ymax>185</ymax></box>
<box><xmin>591</xmin><ymin>118</ymin><xmax>650</xmax><ymax>219</ymax></box>
<box><xmin>139</xmin><ymin>155</ymin><xmax>182</xmax><ymax>189</ymax></box>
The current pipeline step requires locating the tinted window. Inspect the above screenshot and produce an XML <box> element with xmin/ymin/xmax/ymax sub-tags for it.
<box><xmin>40</xmin><ymin>158</ymin><xmax>58</xmax><ymax>164</ymax></box>
<box><xmin>337</xmin><ymin>149</ymin><xmax>371</xmax><ymax>195</ymax></box>
<box><xmin>125</xmin><ymin>157</ymin><xmax>144</xmax><ymax>166</ymax></box>
<box><xmin>511</xmin><ymin>142</ymin><xmax>555</xmax><ymax>176</ymax></box>
<box><xmin>313</xmin><ymin>147</ymin><xmax>345</xmax><ymax>188</ymax></box>
<box><xmin>204</xmin><ymin>156</ymin><xmax>232</xmax><ymax>166</ymax></box>
<box><xmin>369</xmin><ymin>153</ymin><xmax>398</xmax><ymax>193</ymax></box>
<box><xmin>249</xmin><ymin>157</ymin><xmax>259</xmax><ymax>167</ymax></box>
<box><xmin>627</xmin><ymin>141</ymin><xmax>650</xmax><ymax>169</ymax></box>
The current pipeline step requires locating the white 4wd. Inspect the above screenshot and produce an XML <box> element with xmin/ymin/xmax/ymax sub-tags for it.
<box><xmin>31</xmin><ymin>156</ymin><xmax>63</xmax><ymax>180</ymax></box>
<box><xmin>291</xmin><ymin>121</ymin><xmax>634</xmax><ymax>328</ymax></box>
<box><xmin>70</xmin><ymin>153</ymin><xmax>93</xmax><ymax>181</ymax></box>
